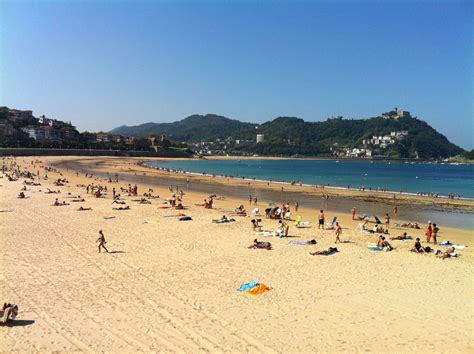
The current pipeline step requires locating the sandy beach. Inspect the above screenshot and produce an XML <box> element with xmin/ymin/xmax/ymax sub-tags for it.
<box><xmin>1</xmin><ymin>156</ymin><xmax>473</xmax><ymax>352</ymax></box>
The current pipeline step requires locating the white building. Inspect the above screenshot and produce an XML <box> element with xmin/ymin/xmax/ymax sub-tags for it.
<box><xmin>256</xmin><ymin>134</ymin><xmax>264</xmax><ymax>143</ymax></box>
<box><xmin>21</xmin><ymin>126</ymin><xmax>44</xmax><ymax>140</ymax></box>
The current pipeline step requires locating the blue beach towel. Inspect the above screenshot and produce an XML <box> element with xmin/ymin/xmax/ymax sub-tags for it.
<box><xmin>237</xmin><ymin>282</ymin><xmax>259</xmax><ymax>292</ymax></box>
<box><xmin>368</xmin><ymin>247</ymin><xmax>384</xmax><ymax>251</ymax></box>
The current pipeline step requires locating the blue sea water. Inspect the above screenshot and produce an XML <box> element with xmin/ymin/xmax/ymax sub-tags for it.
<box><xmin>149</xmin><ymin>159</ymin><xmax>474</xmax><ymax>199</ymax></box>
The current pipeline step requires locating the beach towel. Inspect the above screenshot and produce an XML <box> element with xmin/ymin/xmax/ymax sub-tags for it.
<box><xmin>178</xmin><ymin>216</ymin><xmax>192</xmax><ymax>221</ymax></box>
<box><xmin>246</xmin><ymin>283</ymin><xmax>270</xmax><ymax>296</ymax></box>
<box><xmin>368</xmin><ymin>247</ymin><xmax>384</xmax><ymax>251</ymax></box>
<box><xmin>367</xmin><ymin>243</ymin><xmax>389</xmax><ymax>251</ymax></box>
<box><xmin>103</xmin><ymin>216</ymin><xmax>116</xmax><ymax>220</ymax></box>
<box><xmin>158</xmin><ymin>205</ymin><xmax>172</xmax><ymax>209</ymax></box>
<box><xmin>439</xmin><ymin>241</ymin><xmax>466</xmax><ymax>250</ymax></box>
<box><xmin>237</xmin><ymin>282</ymin><xmax>259</xmax><ymax>292</ymax></box>
<box><xmin>295</xmin><ymin>217</ymin><xmax>310</xmax><ymax>227</ymax></box>
<box><xmin>289</xmin><ymin>240</ymin><xmax>311</xmax><ymax>245</ymax></box>
<box><xmin>256</xmin><ymin>231</ymin><xmax>273</xmax><ymax>237</ymax></box>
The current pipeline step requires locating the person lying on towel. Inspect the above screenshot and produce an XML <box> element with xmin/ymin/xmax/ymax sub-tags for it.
<box><xmin>249</xmin><ymin>239</ymin><xmax>272</xmax><ymax>250</ymax></box>
<box><xmin>309</xmin><ymin>247</ymin><xmax>339</xmax><ymax>256</ymax></box>
<box><xmin>438</xmin><ymin>246</ymin><xmax>457</xmax><ymax>260</ymax></box>
<box><xmin>212</xmin><ymin>215</ymin><xmax>235</xmax><ymax>223</ymax></box>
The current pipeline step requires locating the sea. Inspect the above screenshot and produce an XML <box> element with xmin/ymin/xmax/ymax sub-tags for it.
<box><xmin>142</xmin><ymin>159</ymin><xmax>474</xmax><ymax>229</ymax></box>
<box><xmin>148</xmin><ymin>159</ymin><xmax>474</xmax><ymax>199</ymax></box>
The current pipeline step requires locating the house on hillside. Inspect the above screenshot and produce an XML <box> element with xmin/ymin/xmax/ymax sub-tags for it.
<box><xmin>21</xmin><ymin>126</ymin><xmax>44</xmax><ymax>140</ymax></box>
<box><xmin>96</xmin><ymin>132</ymin><xmax>110</xmax><ymax>142</ymax></box>
<box><xmin>9</xmin><ymin>109</ymin><xmax>34</xmax><ymax>122</ymax></box>
<box><xmin>0</xmin><ymin>123</ymin><xmax>15</xmax><ymax>137</ymax></box>
<box><xmin>111</xmin><ymin>135</ymin><xmax>125</xmax><ymax>143</ymax></box>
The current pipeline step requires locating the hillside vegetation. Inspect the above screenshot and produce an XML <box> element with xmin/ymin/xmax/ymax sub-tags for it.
<box><xmin>110</xmin><ymin>114</ymin><xmax>464</xmax><ymax>159</ymax></box>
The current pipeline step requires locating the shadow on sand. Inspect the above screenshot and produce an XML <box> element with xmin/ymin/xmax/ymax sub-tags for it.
<box><xmin>3</xmin><ymin>319</ymin><xmax>35</xmax><ymax>327</ymax></box>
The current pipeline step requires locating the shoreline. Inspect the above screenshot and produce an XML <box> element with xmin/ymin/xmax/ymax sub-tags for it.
<box><xmin>204</xmin><ymin>154</ymin><xmax>474</xmax><ymax>164</ymax></box>
<box><xmin>51</xmin><ymin>156</ymin><xmax>474</xmax><ymax>229</ymax></box>
<box><xmin>143</xmin><ymin>160</ymin><xmax>474</xmax><ymax>202</ymax></box>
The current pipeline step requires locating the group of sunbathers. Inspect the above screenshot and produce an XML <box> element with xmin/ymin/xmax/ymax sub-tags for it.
<box><xmin>411</xmin><ymin>238</ymin><xmax>457</xmax><ymax>259</ymax></box>
<box><xmin>265</xmin><ymin>203</ymin><xmax>291</xmax><ymax>220</ymax></box>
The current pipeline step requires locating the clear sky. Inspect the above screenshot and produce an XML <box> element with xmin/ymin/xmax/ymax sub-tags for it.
<box><xmin>1</xmin><ymin>0</ymin><xmax>472</xmax><ymax>148</ymax></box>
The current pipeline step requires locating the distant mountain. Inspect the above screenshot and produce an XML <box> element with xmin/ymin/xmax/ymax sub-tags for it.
<box><xmin>110</xmin><ymin>114</ymin><xmax>256</xmax><ymax>141</ymax></box>
<box><xmin>109</xmin><ymin>112</ymin><xmax>464</xmax><ymax>159</ymax></box>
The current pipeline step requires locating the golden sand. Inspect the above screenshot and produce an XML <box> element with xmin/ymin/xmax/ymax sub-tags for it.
<box><xmin>0</xmin><ymin>156</ymin><xmax>472</xmax><ymax>352</ymax></box>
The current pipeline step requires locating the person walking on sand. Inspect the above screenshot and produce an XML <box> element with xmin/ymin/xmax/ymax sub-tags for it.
<box><xmin>393</xmin><ymin>205</ymin><xmax>398</xmax><ymax>217</ymax></box>
<box><xmin>96</xmin><ymin>230</ymin><xmax>109</xmax><ymax>253</ymax></box>
<box><xmin>295</xmin><ymin>201</ymin><xmax>299</xmax><ymax>213</ymax></box>
<box><xmin>351</xmin><ymin>207</ymin><xmax>356</xmax><ymax>220</ymax></box>
<box><xmin>335</xmin><ymin>222</ymin><xmax>342</xmax><ymax>243</ymax></box>
<box><xmin>432</xmin><ymin>223</ymin><xmax>439</xmax><ymax>244</ymax></box>
<box><xmin>318</xmin><ymin>210</ymin><xmax>325</xmax><ymax>229</ymax></box>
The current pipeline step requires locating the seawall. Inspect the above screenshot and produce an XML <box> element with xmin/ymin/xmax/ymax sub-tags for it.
<box><xmin>0</xmin><ymin>148</ymin><xmax>193</xmax><ymax>158</ymax></box>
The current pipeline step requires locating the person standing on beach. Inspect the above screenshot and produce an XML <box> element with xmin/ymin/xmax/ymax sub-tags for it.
<box><xmin>96</xmin><ymin>230</ymin><xmax>109</xmax><ymax>253</ymax></box>
<box><xmin>385</xmin><ymin>213</ymin><xmax>390</xmax><ymax>230</ymax></box>
<box><xmin>335</xmin><ymin>222</ymin><xmax>342</xmax><ymax>243</ymax></box>
<box><xmin>295</xmin><ymin>202</ymin><xmax>299</xmax><ymax>213</ymax></box>
<box><xmin>318</xmin><ymin>210</ymin><xmax>325</xmax><ymax>229</ymax></box>
<box><xmin>253</xmin><ymin>196</ymin><xmax>258</xmax><ymax>205</ymax></box>
<box><xmin>432</xmin><ymin>223</ymin><xmax>439</xmax><ymax>244</ymax></box>
<box><xmin>351</xmin><ymin>207</ymin><xmax>356</xmax><ymax>220</ymax></box>
<box><xmin>425</xmin><ymin>222</ymin><xmax>433</xmax><ymax>243</ymax></box>
<box><xmin>393</xmin><ymin>205</ymin><xmax>398</xmax><ymax>216</ymax></box>
<box><xmin>249</xmin><ymin>195</ymin><xmax>253</xmax><ymax>205</ymax></box>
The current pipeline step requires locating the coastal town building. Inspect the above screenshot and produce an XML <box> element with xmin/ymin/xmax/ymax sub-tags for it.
<box><xmin>9</xmin><ymin>108</ymin><xmax>34</xmax><ymax>121</ymax></box>
<box><xmin>256</xmin><ymin>134</ymin><xmax>264</xmax><ymax>143</ymax></box>
<box><xmin>382</xmin><ymin>107</ymin><xmax>412</xmax><ymax>120</ymax></box>
<box><xmin>95</xmin><ymin>133</ymin><xmax>110</xmax><ymax>142</ymax></box>
<box><xmin>21</xmin><ymin>126</ymin><xmax>45</xmax><ymax>141</ymax></box>
<box><xmin>362</xmin><ymin>131</ymin><xmax>408</xmax><ymax>147</ymax></box>
<box><xmin>0</xmin><ymin>122</ymin><xmax>15</xmax><ymax>137</ymax></box>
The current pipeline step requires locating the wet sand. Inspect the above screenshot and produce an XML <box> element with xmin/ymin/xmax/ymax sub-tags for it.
<box><xmin>55</xmin><ymin>157</ymin><xmax>474</xmax><ymax>229</ymax></box>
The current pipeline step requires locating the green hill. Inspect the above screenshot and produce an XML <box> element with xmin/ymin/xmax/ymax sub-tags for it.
<box><xmin>231</xmin><ymin>116</ymin><xmax>463</xmax><ymax>159</ymax></box>
<box><xmin>109</xmin><ymin>113</ymin><xmax>464</xmax><ymax>159</ymax></box>
<box><xmin>110</xmin><ymin>114</ymin><xmax>256</xmax><ymax>141</ymax></box>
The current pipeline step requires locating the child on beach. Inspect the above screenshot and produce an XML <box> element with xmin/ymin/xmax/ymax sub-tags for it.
<box><xmin>335</xmin><ymin>222</ymin><xmax>342</xmax><ymax>243</ymax></box>
<box><xmin>351</xmin><ymin>207</ymin><xmax>356</xmax><ymax>220</ymax></box>
<box><xmin>96</xmin><ymin>230</ymin><xmax>109</xmax><ymax>253</ymax></box>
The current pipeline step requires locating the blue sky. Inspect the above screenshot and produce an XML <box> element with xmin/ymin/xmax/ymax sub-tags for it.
<box><xmin>1</xmin><ymin>0</ymin><xmax>472</xmax><ymax>148</ymax></box>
